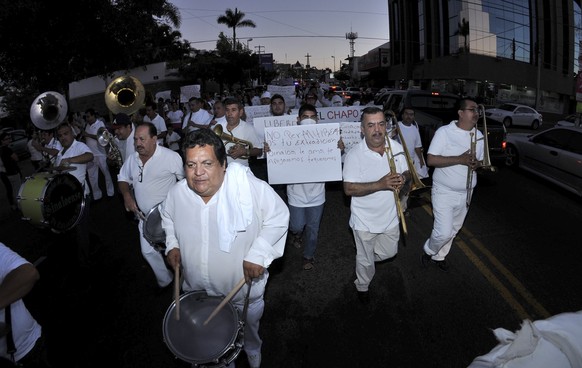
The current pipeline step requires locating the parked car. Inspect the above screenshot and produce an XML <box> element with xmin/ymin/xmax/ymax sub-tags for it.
<box><xmin>505</xmin><ymin>127</ymin><xmax>582</xmax><ymax>196</ymax></box>
<box><xmin>485</xmin><ymin>103</ymin><xmax>543</xmax><ymax>129</ymax></box>
<box><xmin>0</xmin><ymin>128</ymin><xmax>30</xmax><ymax>159</ymax></box>
<box><xmin>555</xmin><ymin>113</ymin><xmax>581</xmax><ymax>128</ymax></box>
<box><xmin>481</xmin><ymin>115</ymin><xmax>508</xmax><ymax>162</ymax></box>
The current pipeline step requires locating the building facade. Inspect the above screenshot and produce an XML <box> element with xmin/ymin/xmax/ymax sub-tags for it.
<box><xmin>366</xmin><ymin>0</ymin><xmax>582</xmax><ymax>115</ymax></box>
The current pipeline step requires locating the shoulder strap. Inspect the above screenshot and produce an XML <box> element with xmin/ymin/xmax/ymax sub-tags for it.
<box><xmin>5</xmin><ymin>304</ymin><xmax>16</xmax><ymax>362</ymax></box>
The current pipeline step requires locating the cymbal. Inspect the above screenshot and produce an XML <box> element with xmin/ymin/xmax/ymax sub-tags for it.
<box><xmin>47</xmin><ymin>165</ymin><xmax>77</xmax><ymax>172</ymax></box>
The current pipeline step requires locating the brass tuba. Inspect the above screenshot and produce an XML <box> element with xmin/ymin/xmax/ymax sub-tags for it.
<box><xmin>30</xmin><ymin>91</ymin><xmax>68</xmax><ymax>130</ymax></box>
<box><xmin>104</xmin><ymin>76</ymin><xmax>145</xmax><ymax>115</ymax></box>
<box><xmin>212</xmin><ymin>124</ymin><xmax>254</xmax><ymax>159</ymax></box>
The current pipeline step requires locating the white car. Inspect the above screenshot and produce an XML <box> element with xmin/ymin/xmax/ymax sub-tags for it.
<box><xmin>485</xmin><ymin>103</ymin><xmax>543</xmax><ymax>129</ymax></box>
<box><xmin>505</xmin><ymin>127</ymin><xmax>582</xmax><ymax>196</ymax></box>
<box><xmin>555</xmin><ymin>114</ymin><xmax>581</xmax><ymax>128</ymax></box>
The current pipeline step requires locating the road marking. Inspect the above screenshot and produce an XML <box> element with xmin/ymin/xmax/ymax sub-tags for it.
<box><xmin>460</xmin><ymin>228</ymin><xmax>550</xmax><ymax>319</ymax></box>
<box><xmin>420</xmin><ymin>203</ymin><xmax>550</xmax><ymax>320</ymax></box>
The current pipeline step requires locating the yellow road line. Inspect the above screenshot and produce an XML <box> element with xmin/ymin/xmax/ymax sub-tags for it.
<box><xmin>460</xmin><ymin>228</ymin><xmax>550</xmax><ymax>319</ymax></box>
<box><xmin>456</xmin><ymin>239</ymin><xmax>531</xmax><ymax>321</ymax></box>
<box><xmin>420</xmin><ymin>203</ymin><xmax>550</xmax><ymax>320</ymax></box>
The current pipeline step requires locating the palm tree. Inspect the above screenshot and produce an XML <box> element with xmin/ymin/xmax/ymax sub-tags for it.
<box><xmin>217</xmin><ymin>8</ymin><xmax>256</xmax><ymax>51</ymax></box>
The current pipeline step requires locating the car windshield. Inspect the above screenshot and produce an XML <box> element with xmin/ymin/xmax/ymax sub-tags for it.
<box><xmin>498</xmin><ymin>104</ymin><xmax>517</xmax><ymax>111</ymax></box>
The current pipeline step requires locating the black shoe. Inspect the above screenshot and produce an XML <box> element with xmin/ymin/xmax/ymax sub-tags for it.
<box><xmin>434</xmin><ymin>259</ymin><xmax>450</xmax><ymax>272</ymax></box>
<box><xmin>420</xmin><ymin>253</ymin><xmax>432</xmax><ymax>268</ymax></box>
<box><xmin>357</xmin><ymin>290</ymin><xmax>370</xmax><ymax>305</ymax></box>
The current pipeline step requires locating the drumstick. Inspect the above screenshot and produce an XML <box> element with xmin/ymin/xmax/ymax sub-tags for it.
<box><xmin>174</xmin><ymin>266</ymin><xmax>180</xmax><ymax>320</ymax></box>
<box><xmin>203</xmin><ymin>277</ymin><xmax>246</xmax><ymax>326</ymax></box>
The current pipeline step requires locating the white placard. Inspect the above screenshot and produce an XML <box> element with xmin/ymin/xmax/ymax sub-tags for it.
<box><xmin>339</xmin><ymin>122</ymin><xmax>362</xmax><ymax>154</ymax></box>
<box><xmin>265</xmin><ymin>123</ymin><xmax>343</xmax><ymax>185</ymax></box>
<box><xmin>243</xmin><ymin>105</ymin><xmax>271</xmax><ymax>124</ymax></box>
<box><xmin>180</xmin><ymin>85</ymin><xmax>201</xmax><ymax>102</ymax></box>
<box><xmin>267</xmin><ymin>85</ymin><xmax>297</xmax><ymax>108</ymax></box>
<box><xmin>289</xmin><ymin>105</ymin><xmax>383</xmax><ymax>123</ymax></box>
<box><xmin>252</xmin><ymin>115</ymin><xmax>297</xmax><ymax>143</ymax></box>
<box><xmin>155</xmin><ymin>90</ymin><xmax>172</xmax><ymax>101</ymax></box>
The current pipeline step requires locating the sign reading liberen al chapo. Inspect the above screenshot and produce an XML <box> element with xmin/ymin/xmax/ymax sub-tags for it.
<box><xmin>265</xmin><ymin>123</ymin><xmax>343</xmax><ymax>185</ymax></box>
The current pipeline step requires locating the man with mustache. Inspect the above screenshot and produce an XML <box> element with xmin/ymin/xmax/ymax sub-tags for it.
<box><xmin>117</xmin><ymin>122</ymin><xmax>184</xmax><ymax>289</ymax></box>
<box><xmin>342</xmin><ymin>106</ymin><xmax>410</xmax><ymax>304</ymax></box>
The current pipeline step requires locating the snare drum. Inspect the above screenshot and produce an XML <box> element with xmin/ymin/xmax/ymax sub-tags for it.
<box><xmin>162</xmin><ymin>291</ymin><xmax>244</xmax><ymax>367</ymax></box>
<box><xmin>17</xmin><ymin>172</ymin><xmax>85</xmax><ymax>233</ymax></box>
<box><xmin>143</xmin><ymin>202</ymin><xmax>166</xmax><ymax>251</ymax></box>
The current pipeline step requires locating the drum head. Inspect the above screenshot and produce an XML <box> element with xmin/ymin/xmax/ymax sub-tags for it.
<box><xmin>163</xmin><ymin>291</ymin><xmax>240</xmax><ymax>364</ymax></box>
<box><xmin>143</xmin><ymin>204</ymin><xmax>165</xmax><ymax>245</ymax></box>
<box><xmin>43</xmin><ymin>173</ymin><xmax>85</xmax><ymax>232</ymax></box>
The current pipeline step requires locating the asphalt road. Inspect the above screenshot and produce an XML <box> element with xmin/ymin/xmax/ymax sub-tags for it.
<box><xmin>2</xmin><ymin>148</ymin><xmax>581</xmax><ymax>368</ymax></box>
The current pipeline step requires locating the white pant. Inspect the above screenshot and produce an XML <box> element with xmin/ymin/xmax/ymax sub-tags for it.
<box><xmin>423</xmin><ymin>185</ymin><xmax>469</xmax><ymax>261</ymax></box>
<box><xmin>353</xmin><ymin>226</ymin><xmax>400</xmax><ymax>292</ymax></box>
<box><xmin>87</xmin><ymin>155</ymin><xmax>114</xmax><ymax>199</ymax></box>
<box><xmin>226</xmin><ymin>297</ymin><xmax>264</xmax><ymax>368</ymax></box>
<box><xmin>138</xmin><ymin>219</ymin><xmax>173</xmax><ymax>287</ymax></box>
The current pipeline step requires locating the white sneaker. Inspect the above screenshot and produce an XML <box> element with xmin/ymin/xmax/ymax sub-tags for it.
<box><xmin>247</xmin><ymin>352</ymin><xmax>261</xmax><ymax>368</ymax></box>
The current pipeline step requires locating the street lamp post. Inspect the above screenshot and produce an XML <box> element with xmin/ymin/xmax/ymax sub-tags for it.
<box><xmin>331</xmin><ymin>55</ymin><xmax>336</xmax><ymax>73</ymax></box>
<box><xmin>247</xmin><ymin>38</ymin><xmax>253</xmax><ymax>51</ymax></box>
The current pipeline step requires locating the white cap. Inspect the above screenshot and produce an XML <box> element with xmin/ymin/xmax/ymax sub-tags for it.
<box><xmin>261</xmin><ymin>91</ymin><xmax>271</xmax><ymax>99</ymax></box>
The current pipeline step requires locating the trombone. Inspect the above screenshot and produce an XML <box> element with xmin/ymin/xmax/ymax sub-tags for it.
<box><xmin>391</xmin><ymin>118</ymin><xmax>431</xmax><ymax>199</ymax></box>
<box><xmin>384</xmin><ymin>134</ymin><xmax>408</xmax><ymax>237</ymax></box>
<box><xmin>466</xmin><ymin>105</ymin><xmax>496</xmax><ymax>207</ymax></box>
<box><xmin>213</xmin><ymin>125</ymin><xmax>254</xmax><ymax>159</ymax></box>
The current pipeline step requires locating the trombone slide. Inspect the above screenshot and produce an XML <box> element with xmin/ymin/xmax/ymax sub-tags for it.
<box><xmin>384</xmin><ymin>135</ymin><xmax>408</xmax><ymax>237</ymax></box>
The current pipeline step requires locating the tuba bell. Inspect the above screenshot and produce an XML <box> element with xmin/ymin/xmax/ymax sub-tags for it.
<box><xmin>212</xmin><ymin>124</ymin><xmax>254</xmax><ymax>159</ymax></box>
<box><xmin>30</xmin><ymin>91</ymin><xmax>68</xmax><ymax>130</ymax></box>
<box><xmin>104</xmin><ymin>76</ymin><xmax>145</xmax><ymax>115</ymax></box>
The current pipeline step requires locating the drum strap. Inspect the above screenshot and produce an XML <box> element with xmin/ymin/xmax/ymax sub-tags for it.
<box><xmin>5</xmin><ymin>304</ymin><xmax>17</xmax><ymax>363</ymax></box>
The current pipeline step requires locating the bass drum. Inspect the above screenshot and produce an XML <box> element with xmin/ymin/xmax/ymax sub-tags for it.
<box><xmin>142</xmin><ymin>202</ymin><xmax>165</xmax><ymax>252</ymax></box>
<box><xmin>162</xmin><ymin>291</ymin><xmax>244</xmax><ymax>367</ymax></box>
<box><xmin>17</xmin><ymin>173</ymin><xmax>85</xmax><ymax>233</ymax></box>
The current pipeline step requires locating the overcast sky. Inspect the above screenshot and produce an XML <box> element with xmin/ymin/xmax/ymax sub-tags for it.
<box><xmin>169</xmin><ymin>1</ymin><xmax>390</xmax><ymax>70</ymax></box>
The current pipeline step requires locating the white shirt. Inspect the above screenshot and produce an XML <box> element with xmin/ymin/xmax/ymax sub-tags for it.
<box><xmin>27</xmin><ymin>139</ymin><xmax>43</xmax><ymax>161</ymax></box>
<box><xmin>117</xmin><ymin>145</ymin><xmax>184</xmax><ymax>214</ymax></box>
<box><xmin>0</xmin><ymin>243</ymin><xmax>42</xmax><ymax>362</ymax></box>
<box><xmin>161</xmin><ymin>164</ymin><xmax>289</xmax><ymax>304</ymax></box>
<box><xmin>167</xmin><ymin>109</ymin><xmax>184</xmax><ymax>126</ymax></box>
<box><xmin>342</xmin><ymin>137</ymin><xmax>408</xmax><ymax>233</ymax></box>
<box><xmin>217</xmin><ymin>120</ymin><xmax>261</xmax><ymax>167</ymax></box>
<box><xmin>428</xmin><ymin>121</ymin><xmax>484</xmax><ymax>192</ymax></box>
<box><xmin>165</xmin><ymin>131</ymin><xmax>181</xmax><ymax>151</ymax></box>
<box><xmin>114</xmin><ymin>128</ymin><xmax>135</xmax><ymax>164</ymax></box>
<box><xmin>287</xmin><ymin>183</ymin><xmax>325</xmax><ymax>207</ymax></box>
<box><xmin>144</xmin><ymin>114</ymin><xmax>167</xmax><ymax>146</ymax></box>
<box><xmin>55</xmin><ymin>139</ymin><xmax>93</xmax><ymax>195</ymax></box>
<box><xmin>182</xmin><ymin>109</ymin><xmax>213</xmax><ymax>131</ymax></box>
<box><xmin>84</xmin><ymin>120</ymin><xmax>107</xmax><ymax>157</ymax></box>
<box><xmin>397</xmin><ymin>121</ymin><xmax>428</xmax><ymax>178</ymax></box>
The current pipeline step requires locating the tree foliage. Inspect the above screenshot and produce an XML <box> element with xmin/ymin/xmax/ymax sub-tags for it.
<box><xmin>0</xmin><ymin>0</ymin><xmax>188</xmax><ymax>124</ymax></box>
<box><xmin>216</xmin><ymin>8</ymin><xmax>256</xmax><ymax>51</ymax></box>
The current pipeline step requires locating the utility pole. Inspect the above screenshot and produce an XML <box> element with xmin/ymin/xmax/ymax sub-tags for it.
<box><xmin>255</xmin><ymin>45</ymin><xmax>265</xmax><ymax>86</ymax></box>
<box><xmin>254</xmin><ymin>45</ymin><xmax>264</xmax><ymax>55</ymax></box>
<box><xmin>331</xmin><ymin>55</ymin><xmax>336</xmax><ymax>72</ymax></box>
<box><xmin>305</xmin><ymin>53</ymin><xmax>311</xmax><ymax>68</ymax></box>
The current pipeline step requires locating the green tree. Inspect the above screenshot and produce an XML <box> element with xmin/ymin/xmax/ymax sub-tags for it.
<box><xmin>0</xmin><ymin>0</ymin><xmax>188</xmax><ymax>125</ymax></box>
<box><xmin>216</xmin><ymin>8</ymin><xmax>256</xmax><ymax>52</ymax></box>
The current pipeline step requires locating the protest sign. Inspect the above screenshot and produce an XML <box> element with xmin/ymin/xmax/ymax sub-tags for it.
<box><xmin>265</xmin><ymin>123</ymin><xmax>342</xmax><ymax>184</ymax></box>
<box><xmin>243</xmin><ymin>105</ymin><xmax>271</xmax><ymax>124</ymax></box>
<box><xmin>252</xmin><ymin>115</ymin><xmax>297</xmax><ymax>142</ymax></box>
<box><xmin>289</xmin><ymin>105</ymin><xmax>383</xmax><ymax>123</ymax></box>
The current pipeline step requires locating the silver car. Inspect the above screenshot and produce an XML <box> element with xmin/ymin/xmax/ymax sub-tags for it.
<box><xmin>485</xmin><ymin>103</ymin><xmax>543</xmax><ymax>129</ymax></box>
<box><xmin>505</xmin><ymin>127</ymin><xmax>582</xmax><ymax>196</ymax></box>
